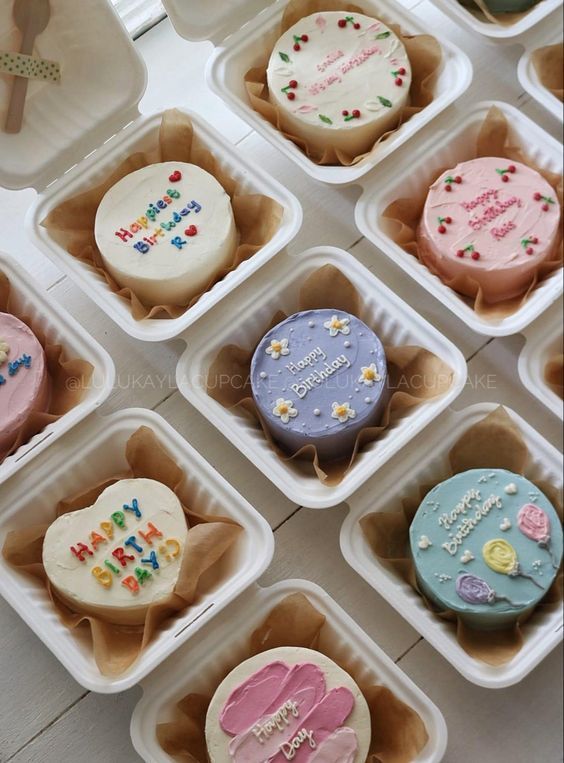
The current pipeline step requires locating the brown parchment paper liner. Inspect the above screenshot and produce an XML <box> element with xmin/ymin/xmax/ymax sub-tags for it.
<box><xmin>2</xmin><ymin>426</ymin><xmax>242</xmax><ymax>677</ymax></box>
<box><xmin>460</xmin><ymin>0</ymin><xmax>551</xmax><ymax>26</ymax></box>
<box><xmin>206</xmin><ymin>264</ymin><xmax>454</xmax><ymax>486</ymax></box>
<box><xmin>544</xmin><ymin>345</ymin><xmax>564</xmax><ymax>399</ymax></box>
<box><xmin>382</xmin><ymin>106</ymin><xmax>564</xmax><ymax>320</ymax></box>
<box><xmin>40</xmin><ymin>109</ymin><xmax>284</xmax><ymax>321</ymax></box>
<box><xmin>0</xmin><ymin>271</ymin><xmax>93</xmax><ymax>462</ymax></box>
<box><xmin>360</xmin><ymin>406</ymin><xmax>563</xmax><ymax>666</ymax></box>
<box><xmin>157</xmin><ymin>592</ymin><xmax>429</xmax><ymax>762</ymax></box>
<box><xmin>244</xmin><ymin>0</ymin><xmax>442</xmax><ymax>166</ymax></box>
<box><xmin>532</xmin><ymin>42</ymin><xmax>564</xmax><ymax>102</ymax></box>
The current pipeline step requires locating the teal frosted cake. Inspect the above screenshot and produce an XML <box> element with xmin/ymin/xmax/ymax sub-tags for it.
<box><xmin>409</xmin><ymin>469</ymin><xmax>563</xmax><ymax>630</ymax></box>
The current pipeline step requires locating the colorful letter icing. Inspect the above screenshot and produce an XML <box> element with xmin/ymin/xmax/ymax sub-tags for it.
<box><xmin>266</xmin><ymin>12</ymin><xmax>411</xmax><ymax>157</ymax></box>
<box><xmin>94</xmin><ymin>162</ymin><xmax>237</xmax><ymax>307</ymax></box>
<box><xmin>409</xmin><ymin>469</ymin><xmax>563</xmax><ymax>630</ymax></box>
<box><xmin>250</xmin><ymin>309</ymin><xmax>388</xmax><ymax>462</ymax></box>
<box><xmin>42</xmin><ymin>479</ymin><xmax>188</xmax><ymax>625</ymax></box>
<box><xmin>417</xmin><ymin>157</ymin><xmax>561</xmax><ymax>304</ymax></box>
<box><xmin>205</xmin><ymin>647</ymin><xmax>371</xmax><ymax>763</ymax></box>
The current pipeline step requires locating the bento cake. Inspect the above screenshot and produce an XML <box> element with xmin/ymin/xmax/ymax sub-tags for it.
<box><xmin>417</xmin><ymin>157</ymin><xmax>561</xmax><ymax>303</ymax></box>
<box><xmin>205</xmin><ymin>646</ymin><xmax>371</xmax><ymax>763</ymax></box>
<box><xmin>409</xmin><ymin>469</ymin><xmax>563</xmax><ymax>630</ymax></box>
<box><xmin>42</xmin><ymin>478</ymin><xmax>188</xmax><ymax>625</ymax></box>
<box><xmin>0</xmin><ymin>312</ymin><xmax>49</xmax><ymax>461</ymax></box>
<box><xmin>250</xmin><ymin>309</ymin><xmax>388</xmax><ymax>462</ymax></box>
<box><xmin>267</xmin><ymin>12</ymin><xmax>411</xmax><ymax>157</ymax></box>
<box><xmin>94</xmin><ymin>162</ymin><xmax>237</xmax><ymax>306</ymax></box>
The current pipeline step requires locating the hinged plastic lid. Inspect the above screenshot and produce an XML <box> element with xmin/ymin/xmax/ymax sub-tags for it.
<box><xmin>0</xmin><ymin>0</ymin><xmax>147</xmax><ymax>191</ymax></box>
<box><xmin>161</xmin><ymin>0</ymin><xmax>278</xmax><ymax>44</ymax></box>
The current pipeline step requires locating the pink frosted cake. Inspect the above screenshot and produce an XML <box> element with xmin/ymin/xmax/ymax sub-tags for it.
<box><xmin>418</xmin><ymin>157</ymin><xmax>561</xmax><ymax>303</ymax></box>
<box><xmin>0</xmin><ymin>312</ymin><xmax>49</xmax><ymax>461</ymax></box>
<box><xmin>205</xmin><ymin>647</ymin><xmax>371</xmax><ymax>762</ymax></box>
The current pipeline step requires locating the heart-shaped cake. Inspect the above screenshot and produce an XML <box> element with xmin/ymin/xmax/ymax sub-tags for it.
<box><xmin>43</xmin><ymin>478</ymin><xmax>188</xmax><ymax>625</ymax></box>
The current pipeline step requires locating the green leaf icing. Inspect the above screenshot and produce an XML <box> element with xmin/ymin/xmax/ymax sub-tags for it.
<box><xmin>279</xmin><ymin>52</ymin><xmax>290</xmax><ymax>63</ymax></box>
<box><xmin>378</xmin><ymin>96</ymin><xmax>393</xmax><ymax>108</ymax></box>
<box><xmin>319</xmin><ymin>114</ymin><xmax>333</xmax><ymax>124</ymax></box>
<box><xmin>376</xmin><ymin>31</ymin><xmax>391</xmax><ymax>39</ymax></box>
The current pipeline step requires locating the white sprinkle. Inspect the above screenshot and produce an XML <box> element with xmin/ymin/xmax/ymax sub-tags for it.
<box><xmin>313</xmin><ymin>409</ymin><xmax>321</xmax><ymax>416</ymax></box>
<box><xmin>260</xmin><ymin>371</ymin><xmax>267</xmax><ymax>379</ymax></box>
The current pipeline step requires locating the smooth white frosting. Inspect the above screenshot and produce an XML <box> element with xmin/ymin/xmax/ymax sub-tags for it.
<box><xmin>43</xmin><ymin>478</ymin><xmax>188</xmax><ymax>625</ymax></box>
<box><xmin>267</xmin><ymin>12</ymin><xmax>411</xmax><ymax>156</ymax></box>
<box><xmin>94</xmin><ymin>162</ymin><xmax>237</xmax><ymax>306</ymax></box>
<box><xmin>205</xmin><ymin>646</ymin><xmax>371</xmax><ymax>763</ymax></box>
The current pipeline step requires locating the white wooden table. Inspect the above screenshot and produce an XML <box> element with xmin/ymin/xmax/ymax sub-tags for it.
<box><xmin>1</xmin><ymin>3</ymin><xmax>563</xmax><ymax>761</ymax></box>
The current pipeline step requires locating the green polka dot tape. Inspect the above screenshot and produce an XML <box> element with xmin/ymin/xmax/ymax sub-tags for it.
<box><xmin>0</xmin><ymin>51</ymin><xmax>60</xmax><ymax>83</ymax></box>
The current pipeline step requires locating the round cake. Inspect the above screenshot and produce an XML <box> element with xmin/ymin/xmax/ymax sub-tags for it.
<box><xmin>0</xmin><ymin>312</ymin><xmax>49</xmax><ymax>461</ymax></box>
<box><xmin>417</xmin><ymin>157</ymin><xmax>561</xmax><ymax>303</ymax></box>
<box><xmin>94</xmin><ymin>162</ymin><xmax>237</xmax><ymax>306</ymax></box>
<box><xmin>250</xmin><ymin>309</ymin><xmax>388</xmax><ymax>462</ymax></box>
<box><xmin>42</xmin><ymin>478</ymin><xmax>189</xmax><ymax>625</ymax></box>
<box><xmin>409</xmin><ymin>468</ymin><xmax>563</xmax><ymax>630</ymax></box>
<box><xmin>205</xmin><ymin>646</ymin><xmax>371</xmax><ymax>763</ymax></box>
<box><xmin>266</xmin><ymin>12</ymin><xmax>411</xmax><ymax>157</ymax></box>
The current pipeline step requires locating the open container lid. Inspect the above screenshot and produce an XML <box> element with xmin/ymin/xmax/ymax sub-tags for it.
<box><xmin>0</xmin><ymin>0</ymin><xmax>147</xmax><ymax>192</ymax></box>
<box><xmin>162</xmin><ymin>0</ymin><xmax>278</xmax><ymax>44</ymax></box>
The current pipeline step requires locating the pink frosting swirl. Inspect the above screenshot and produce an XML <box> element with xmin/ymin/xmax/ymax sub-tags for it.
<box><xmin>518</xmin><ymin>503</ymin><xmax>551</xmax><ymax>545</ymax></box>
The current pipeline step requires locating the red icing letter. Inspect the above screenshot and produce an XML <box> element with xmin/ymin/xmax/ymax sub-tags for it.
<box><xmin>122</xmin><ymin>576</ymin><xmax>140</xmax><ymax>595</ymax></box>
<box><xmin>115</xmin><ymin>227</ymin><xmax>133</xmax><ymax>242</ymax></box>
<box><xmin>112</xmin><ymin>547</ymin><xmax>135</xmax><ymax>568</ymax></box>
<box><xmin>70</xmin><ymin>543</ymin><xmax>93</xmax><ymax>562</ymax></box>
<box><xmin>139</xmin><ymin>522</ymin><xmax>163</xmax><ymax>546</ymax></box>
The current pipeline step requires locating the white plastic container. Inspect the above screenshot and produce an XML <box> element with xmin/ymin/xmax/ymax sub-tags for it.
<box><xmin>0</xmin><ymin>251</ymin><xmax>115</xmax><ymax>486</ymax></box>
<box><xmin>340</xmin><ymin>403</ymin><xmax>564</xmax><ymax>689</ymax></box>
<box><xmin>162</xmin><ymin>0</ymin><xmax>473</xmax><ymax>185</ymax></box>
<box><xmin>175</xmin><ymin>246</ymin><xmax>467</xmax><ymax>510</ymax></box>
<box><xmin>518</xmin><ymin>299</ymin><xmax>563</xmax><ymax>419</ymax></box>
<box><xmin>130</xmin><ymin>579</ymin><xmax>448</xmax><ymax>763</ymax></box>
<box><xmin>0</xmin><ymin>407</ymin><xmax>274</xmax><ymax>692</ymax></box>
<box><xmin>355</xmin><ymin>100</ymin><xmax>564</xmax><ymax>337</ymax></box>
<box><xmin>426</xmin><ymin>0</ymin><xmax>562</xmax><ymax>42</ymax></box>
<box><xmin>517</xmin><ymin>19</ymin><xmax>563</xmax><ymax>122</ymax></box>
<box><xmin>0</xmin><ymin>0</ymin><xmax>302</xmax><ymax>342</ymax></box>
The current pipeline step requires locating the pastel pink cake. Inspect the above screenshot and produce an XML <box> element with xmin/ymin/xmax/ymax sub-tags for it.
<box><xmin>417</xmin><ymin>157</ymin><xmax>561</xmax><ymax>303</ymax></box>
<box><xmin>0</xmin><ymin>312</ymin><xmax>49</xmax><ymax>461</ymax></box>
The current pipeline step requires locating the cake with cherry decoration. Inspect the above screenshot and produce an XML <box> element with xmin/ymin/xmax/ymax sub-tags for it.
<box><xmin>417</xmin><ymin>157</ymin><xmax>561</xmax><ymax>303</ymax></box>
<box><xmin>94</xmin><ymin>162</ymin><xmax>237</xmax><ymax>307</ymax></box>
<box><xmin>250</xmin><ymin>309</ymin><xmax>388</xmax><ymax>462</ymax></box>
<box><xmin>205</xmin><ymin>646</ymin><xmax>371</xmax><ymax>763</ymax></box>
<box><xmin>0</xmin><ymin>312</ymin><xmax>50</xmax><ymax>462</ymax></box>
<box><xmin>266</xmin><ymin>12</ymin><xmax>411</xmax><ymax>157</ymax></box>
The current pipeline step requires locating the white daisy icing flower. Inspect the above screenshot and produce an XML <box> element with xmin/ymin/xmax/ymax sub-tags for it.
<box><xmin>0</xmin><ymin>338</ymin><xmax>9</xmax><ymax>365</ymax></box>
<box><xmin>265</xmin><ymin>338</ymin><xmax>290</xmax><ymax>360</ymax></box>
<box><xmin>323</xmin><ymin>315</ymin><xmax>351</xmax><ymax>337</ymax></box>
<box><xmin>358</xmin><ymin>363</ymin><xmax>381</xmax><ymax>386</ymax></box>
<box><xmin>331</xmin><ymin>401</ymin><xmax>356</xmax><ymax>423</ymax></box>
<box><xmin>273</xmin><ymin>398</ymin><xmax>298</xmax><ymax>424</ymax></box>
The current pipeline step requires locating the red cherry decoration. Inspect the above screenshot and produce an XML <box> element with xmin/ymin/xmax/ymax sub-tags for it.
<box><xmin>185</xmin><ymin>225</ymin><xmax>198</xmax><ymax>237</ymax></box>
<box><xmin>289</xmin><ymin>79</ymin><xmax>298</xmax><ymax>89</ymax></box>
<box><xmin>534</xmin><ymin>192</ymin><xmax>542</xmax><ymax>201</ymax></box>
<box><xmin>445</xmin><ymin>184</ymin><xmax>452</xmax><ymax>193</ymax></box>
<box><xmin>501</xmin><ymin>174</ymin><xmax>509</xmax><ymax>182</ymax></box>
<box><xmin>395</xmin><ymin>77</ymin><xmax>403</xmax><ymax>86</ymax></box>
<box><xmin>445</xmin><ymin>216</ymin><xmax>452</xmax><ymax>224</ymax></box>
<box><xmin>352</xmin><ymin>109</ymin><xmax>361</xmax><ymax>118</ymax></box>
<box><xmin>438</xmin><ymin>225</ymin><xmax>447</xmax><ymax>234</ymax></box>
<box><xmin>532</xmin><ymin>237</ymin><xmax>539</xmax><ymax>244</ymax></box>
<box><xmin>508</xmin><ymin>165</ymin><xmax>516</xmax><ymax>173</ymax></box>
<box><xmin>353</xmin><ymin>22</ymin><xmax>361</xmax><ymax>28</ymax></box>
<box><xmin>542</xmin><ymin>203</ymin><xmax>549</xmax><ymax>211</ymax></box>
<box><xmin>471</xmin><ymin>251</ymin><xmax>480</xmax><ymax>260</ymax></box>
<box><xmin>398</xmin><ymin>67</ymin><xmax>406</xmax><ymax>75</ymax></box>
<box><xmin>287</xmin><ymin>92</ymin><xmax>296</xmax><ymax>101</ymax></box>
<box><xmin>455</xmin><ymin>176</ymin><xmax>462</xmax><ymax>184</ymax></box>
<box><xmin>456</xmin><ymin>250</ymin><xmax>464</xmax><ymax>258</ymax></box>
<box><xmin>342</xmin><ymin>110</ymin><xmax>349</xmax><ymax>116</ymax></box>
<box><xmin>338</xmin><ymin>18</ymin><xmax>347</xmax><ymax>27</ymax></box>
<box><xmin>293</xmin><ymin>43</ymin><xmax>301</xmax><ymax>51</ymax></box>
<box><xmin>169</xmin><ymin>171</ymin><xmax>182</xmax><ymax>182</ymax></box>
<box><xmin>301</xmin><ymin>34</ymin><xmax>309</xmax><ymax>41</ymax></box>
<box><xmin>526</xmin><ymin>247</ymin><xmax>534</xmax><ymax>255</ymax></box>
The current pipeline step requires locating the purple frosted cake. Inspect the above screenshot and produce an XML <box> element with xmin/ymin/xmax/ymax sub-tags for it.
<box><xmin>250</xmin><ymin>309</ymin><xmax>388</xmax><ymax>461</ymax></box>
